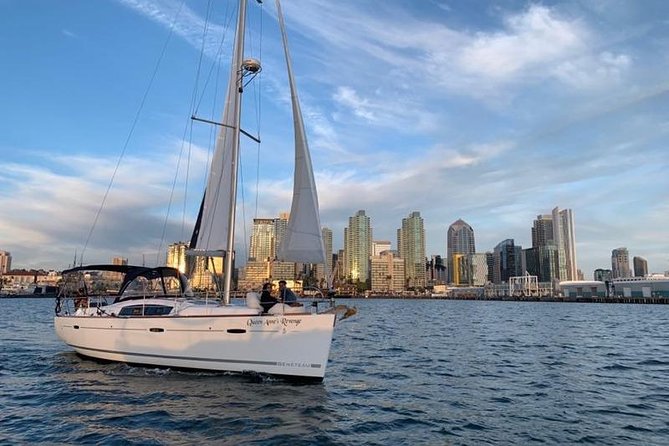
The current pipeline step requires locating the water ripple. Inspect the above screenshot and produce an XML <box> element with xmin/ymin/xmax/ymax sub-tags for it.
<box><xmin>2</xmin><ymin>299</ymin><xmax>669</xmax><ymax>444</ymax></box>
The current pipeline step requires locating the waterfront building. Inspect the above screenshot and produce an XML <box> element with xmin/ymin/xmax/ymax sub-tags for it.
<box><xmin>529</xmin><ymin>214</ymin><xmax>564</xmax><ymax>282</ymax></box>
<box><xmin>633</xmin><ymin>256</ymin><xmax>648</xmax><ymax>277</ymax></box>
<box><xmin>525</xmin><ymin>243</ymin><xmax>560</xmax><ymax>283</ymax></box>
<box><xmin>552</xmin><ymin>207</ymin><xmax>577</xmax><ymax>280</ymax></box>
<box><xmin>447</xmin><ymin>219</ymin><xmax>475</xmax><ymax>284</ymax></box>
<box><xmin>485</xmin><ymin>252</ymin><xmax>494</xmax><ymax>283</ymax></box>
<box><xmin>611</xmin><ymin>247</ymin><xmax>631</xmax><ymax>278</ymax></box>
<box><xmin>451</xmin><ymin>253</ymin><xmax>466</xmax><ymax>285</ymax></box>
<box><xmin>469</xmin><ymin>253</ymin><xmax>488</xmax><ymax>286</ymax></box>
<box><xmin>493</xmin><ymin>239</ymin><xmax>520</xmax><ymax>284</ymax></box>
<box><xmin>0</xmin><ymin>251</ymin><xmax>11</xmax><ymax>274</ymax></box>
<box><xmin>398</xmin><ymin>211</ymin><xmax>426</xmax><ymax>288</ymax></box>
<box><xmin>426</xmin><ymin>255</ymin><xmax>447</xmax><ymax>285</ymax></box>
<box><xmin>561</xmin><ymin>277</ymin><xmax>669</xmax><ymax>299</ymax></box>
<box><xmin>594</xmin><ymin>268</ymin><xmax>612</xmax><ymax>282</ymax></box>
<box><xmin>370</xmin><ymin>250</ymin><xmax>405</xmax><ymax>293</ymax></box>
<box><xmin>238</xmin><ymin>260</ymin><xmax>271</xmax><ymax>291</ymax></box>
<box><xmin>344</xmin><ymin>210</ymin><xmax>372</xmax><ymax>287</ymax></box>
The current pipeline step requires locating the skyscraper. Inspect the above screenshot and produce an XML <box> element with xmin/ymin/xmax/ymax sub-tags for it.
<box><xmin>398</xmin><ymin>211</ymin><xmax>426</xmax><ymax>288</ymax></box>
<box><xmin>344</xmin><ymin>210</ymin><xmax>372</xmax><ymax>286</ymax></box>
<box><xmin>531</xmin><ymin>215</ymin><xmax>554</xmax><ymax>248</ymax></box>
<box><xmin>633</xmin><ymin>256</ymin><xmax>648</xmax><ymax>277</ymax></box>
<box><xmin>611</xmin><ymin>247</ymin><xmax>631</xmax><ymax>278</ymax></box>
<box><xmin>493</xmin><ymin>239</ymin><xmax>519</xmax><ymax>284</ymax></box>
<box><xmin>249</xmin><ymin>218</ymin><xmax>276</xmax><ymax>261</ymax></box>
<box><xmin>552</xmin><ymin>207</ymin><xmax>577</xmax><ymax>280</ymax></box>
<box><xmin>447</xmin><ymin>219</ymin><xmax>475</xmax><ymax>283</ymax></box>
<box><xmin>529</xmin><ymin>214</ymin><xmax>562</xmax><ymax>282</ymax></box>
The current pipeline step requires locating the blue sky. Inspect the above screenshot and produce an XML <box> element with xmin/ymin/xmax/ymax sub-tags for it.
<box><xmin>1</xmin><ymin>0</ymin><xmax>668</xmax><ymax>277</ymax></box>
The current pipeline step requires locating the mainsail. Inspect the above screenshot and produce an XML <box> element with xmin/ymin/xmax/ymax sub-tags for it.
<box><xmin>191</xmin><ymin>1</ymin><xmax>246</xmax><ymax>257</ymax></box>
<box><xmin>275</xmin><ymin>0</ymin><xmax>326</xmax><ymax>264</ymax></box>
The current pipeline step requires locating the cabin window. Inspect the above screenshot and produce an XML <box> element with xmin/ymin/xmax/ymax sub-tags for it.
<box><xmin>118</xmin><ymin>305</ymin><xmax>173</xmax><ymax>317</ymax></box>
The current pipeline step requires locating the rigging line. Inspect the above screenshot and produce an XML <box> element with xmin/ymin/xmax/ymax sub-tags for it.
<box><xmin>253</xmin><ymin>0</ymin><xmax>264</xmax><ymax>220</ymax></box>
<box><xmin>159</xmin><ymin>0</ymin><xmax>214</xmax><ymax>264</ymax></box>
<box><xmin>193</xmin><ymin>5</ymin><xmax>236</xmax><ymax>117</ymax></box>
<box><xmin>179</xmin><ymin>0</ymin><xmax>214</xmax><ymax>241</ymax></box>
<box><xmin>80</xmin><ymin>0</ymin><xmax>186</xmax><ymax>265</ymax></box>
<box><xmin>239</xmin><ymin>152</ymin><xmax>248</xmax><ymax>264</ymax></box>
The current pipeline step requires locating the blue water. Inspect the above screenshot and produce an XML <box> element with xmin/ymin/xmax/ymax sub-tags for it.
<box><xmin>2</xmin><ymin>298</ymin><xmax>669</xmax><ymax>445</ymax></box>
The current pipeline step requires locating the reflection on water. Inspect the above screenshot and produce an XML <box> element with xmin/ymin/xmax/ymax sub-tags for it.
<box><xmin>50</xmin><ymin>353</ymin><xmax>333</xmax><ymax>444</ymax></box>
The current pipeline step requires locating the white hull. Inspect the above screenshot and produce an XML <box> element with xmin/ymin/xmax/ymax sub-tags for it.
<box><xmin>54</xmin><ymin>311</ymin><xmax>336</xmax><ymax>380</ymax></box>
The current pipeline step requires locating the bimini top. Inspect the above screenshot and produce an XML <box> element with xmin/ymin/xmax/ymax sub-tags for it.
<box><xmin>61</xmin><ymin>264</ymin><xmax>191</xmax><ymax>298</ymax></box>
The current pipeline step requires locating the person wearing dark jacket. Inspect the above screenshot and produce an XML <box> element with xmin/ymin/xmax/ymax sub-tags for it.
<box><xmin>259</xmin><ymin>282</ymin><xmax>278</xmax><ymax>313</ymax></box>
<box><xmin>277</xmin><ymin>280</ymin><xmax>298</xmax><ymax>303</ymax></box>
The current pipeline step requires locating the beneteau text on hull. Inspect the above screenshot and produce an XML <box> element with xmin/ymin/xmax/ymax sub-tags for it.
<box><xmin>54</xmin><ymin>0</ymin><xmax>351</xmax><ymax>381</ymax></box>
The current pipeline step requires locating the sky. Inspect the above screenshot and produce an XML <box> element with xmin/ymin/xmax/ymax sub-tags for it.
<box><xmin>1</xmin><ymin>0</ymin><xmax>668</xmax><ymax>277</ymax></box>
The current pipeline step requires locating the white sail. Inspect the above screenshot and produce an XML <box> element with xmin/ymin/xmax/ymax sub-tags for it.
<box><xmin>275</xmin><ymin>0</ymin><xmax>326</xmax><ymax>264</ymax></box>
<box><xmin>193</xmin><ymin>4</ymin><xmax>246</xmax><ymax>256</ymax></box>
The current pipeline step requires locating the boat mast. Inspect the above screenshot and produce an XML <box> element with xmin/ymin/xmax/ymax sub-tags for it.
<box><xmin>222</xmin><ymin>0</ymin><xmax>248</xmax><ymax>305</ymax></box>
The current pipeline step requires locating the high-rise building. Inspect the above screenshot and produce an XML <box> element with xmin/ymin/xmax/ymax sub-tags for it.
<box><xmin>398</xmin><ymin>211</ymin><xmax>426</xmax><ymax>288</ymax></box>
<box><xmin>531</xmin><ymin>214</ymin><xmax>554</xmax><ymax>248</ymax></box>
<box><xmin>611</xmin><ymin>247</ymin><xmax>631</xmax><ymax>278</ymax></box>
<box><xmin>0</xmin><ymin>250</ymin><xmax>12</xmax><ymax>274</ymax></box>
<box><xmin>552</xmin><ymin>207</ymin><xmax>577</xmax><ymax>280</ymax></box>
<box><xmin>274</xmin><ymin>212</ymin><xmax>289</xmax><ymax>256</ymax></box>
<box><xmin>447</xmin><ymin>219</ymin><xmax>475</xmax><ymax>283</ymax></box>
<box><xmin>469</xmin><ymin>253</ymin><xmax>489</xmax><ymax>286</ymax></box>
<box><xmin>344</xmin><ymin>210</ymin><xmax>372</xmax><ymax>287</ymax></box>
<box><xmin>633</xmin><ymin>256</ymin><xmax>648</xmax><ymax>277</ymax></box>
<box><xmin>485</xmin><ymin>252</ymin><xmax>494</xmax><ymax>283</ymax></box>
<box><xmin>493</xmin><ymin>239</ymin><xmax>519</xmax><ymax>284</ymax></box>
<box><xmin>249</xmin><ymin>218</ymin><xmax>276</xmax><ymax>261</ymax></box>
<box><xmin>370</xmin><ymin>250</ymin><xmax>405</xmax><ymax>293</ymax></box>
<box><xmin>426</xmin><ymin>255</ymin><xmax>447</xmax><ymax>285</ymax></box>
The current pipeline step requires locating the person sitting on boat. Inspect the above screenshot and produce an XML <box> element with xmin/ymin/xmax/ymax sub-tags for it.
<box><xmin>259</xmin><ymin>282</ymin><xmax>278</xmax><ymax>313</ymax></box>
<box><xmin>277</xmin><ymin>280</ymin><xmax>298</xmax><ymax>304</ymax></box>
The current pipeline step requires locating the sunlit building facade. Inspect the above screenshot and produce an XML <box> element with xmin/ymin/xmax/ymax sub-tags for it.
<box><xmin>398</xmin><ymin>211</ymin><xmax>426</xmax><ymax>288</ymax></box>
<box><xmin>344</xmin><ymin>210</ymin><xmax>372</xmax><ymax>286</ymax></box>
<box><xmin>447</xmin><ymin>219</ymin><xmax>475</xmax><ymax>284</ymax></box>
<box><xmin>370</xmin><ymin>250</ymin><xmax>405</xmax><ymax>293</ymax></box>
<box><xmin>552</xmin><ymin>207</ymin><xmax>577</xmax><ymax>280</ymax></box>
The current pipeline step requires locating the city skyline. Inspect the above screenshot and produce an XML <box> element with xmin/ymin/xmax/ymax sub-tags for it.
<box><xmin>1</xmin><ymin>1</ymin><xmax>667</xmax><ymax>276</ymax></box>
<box><xmin>2</xmin><ymin>205</ymin><xmax>665</xmax><ymax>280</ymax></box>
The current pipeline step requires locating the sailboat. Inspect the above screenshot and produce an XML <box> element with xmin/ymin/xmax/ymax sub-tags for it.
<box><xmin>54</xmin><ymin>0</ymin><xmax>347</xmax><ymax>382</ymax></box>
